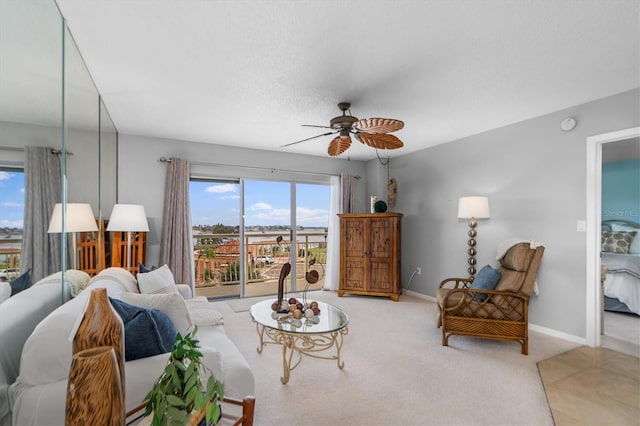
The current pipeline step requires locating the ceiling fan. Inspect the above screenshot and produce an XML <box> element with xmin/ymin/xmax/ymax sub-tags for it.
<box><xmin>282</xmin><ymin>102</ymin><xmax>405</xmax><ymax>157</ymax></box>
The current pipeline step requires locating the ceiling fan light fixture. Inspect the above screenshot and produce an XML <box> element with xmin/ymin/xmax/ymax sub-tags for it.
<box><xmin>285</xmin><ymin>102</ymin><xmax>405</xmax><ymax>156</ymax></box>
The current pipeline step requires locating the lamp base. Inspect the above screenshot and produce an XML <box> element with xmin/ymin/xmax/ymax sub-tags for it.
<box><xmin>467</xmin><ymin>218</ymin><xmax>478</xmax><ymax>280</ymax></box>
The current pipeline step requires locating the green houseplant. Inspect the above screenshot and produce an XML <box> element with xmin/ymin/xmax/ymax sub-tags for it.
<box><xmin>143</xmin><ymin>326</ymin><xmax>224</xmax><ymax>425</ymax></box>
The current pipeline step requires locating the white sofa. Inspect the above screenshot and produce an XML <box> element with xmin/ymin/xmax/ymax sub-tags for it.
<box><xmin>0</xmin><ymin>280</ymin><xmax>61</xmax><ymax>426</ymax></box>
<box><xmin>9</xmin><ymin>268</ymin><xmax>254</xmax><ymax>425</ymax></box>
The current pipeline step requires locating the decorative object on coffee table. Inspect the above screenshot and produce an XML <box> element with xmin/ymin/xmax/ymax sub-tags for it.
<box><xmin>72</xmin><ymin>287</ymin><xmax>126</xmax><ymax>404</ymax></box>
<box><xmin>275</xmin><ymin>262</ymin><xmax>291</xmax><ymax>313</ymax></box>
<box><xmin>66</xmin><ymin>346</ymin><xmax>124</xmax><ymax>426</ymax></box>
<box><xmin>143</xmin><ymin>326</ymin><xmax>223</xmax><ymax>426</ymax></box>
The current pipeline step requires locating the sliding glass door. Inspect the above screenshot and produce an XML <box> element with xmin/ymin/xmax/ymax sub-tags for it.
<box><xmin>191</xmin><ymin>179</ymin><xmax>241</xmax><ymax>298</ymax></box>
<box><xmin>190</xmin><ymin>177</ymin><xmax>331</xmax><ymax>299</ymax></box>
<box><xmin>243</xmin><ymin>180</ymin><xmax>292</xmax><ymax>297</ymax></box>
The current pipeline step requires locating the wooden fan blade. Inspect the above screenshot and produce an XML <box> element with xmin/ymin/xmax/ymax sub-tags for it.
<box><xmin>353</xmin><ymin>118</ymin><xmax>404</xmax><ymax>133</ymax></box>
<box><xmin>354</xmin><ymin>132</ymin><xmax>404</xmax><ymax>150</ymax></box>
<box><xmin>327</xmin><ymin>136</ymin><xmax>352</xmax><ymax>157</ymax></box>
<box><xmin>281</xmin><ymin>131</ymin><xmax>336</xmax><ymax>147</ymax></box>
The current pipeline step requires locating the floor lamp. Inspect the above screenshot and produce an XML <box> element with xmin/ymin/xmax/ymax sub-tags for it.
<box><xmin>48</xmin><ymin>203</ymin><xmax>99</xmax><ymax>270</ymax></box>
<box><xmin>457</xmin><ymin>196</ymin><xmax>490</xmax><ymax>279</ymax></box>
<box><xmin>106</xmin><ymin>204</ymin><xmax>149</xmax><ymax>272</ymax></box>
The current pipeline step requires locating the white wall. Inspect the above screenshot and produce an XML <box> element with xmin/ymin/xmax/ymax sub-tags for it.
<box><xmin>372</xmin><ymin>88</ymin><xmax>640</xmax><ymax>339</ymax></box>
<box><xmin>117</xmin><ymin>134</ymin><xmax>367</xmax><ymax>264</ymax></box>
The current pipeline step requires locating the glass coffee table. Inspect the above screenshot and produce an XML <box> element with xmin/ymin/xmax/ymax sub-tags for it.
<box><xmin>250</xmin><ymin>299</ymin><xmax>349</xmax><ymax>384</ymax></box>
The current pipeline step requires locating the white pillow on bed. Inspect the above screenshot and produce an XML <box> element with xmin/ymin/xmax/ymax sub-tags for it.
<box><xmin>611</xmin><ymin>224</ymin><xmax>640</xmax><ymax>254</ymax></box>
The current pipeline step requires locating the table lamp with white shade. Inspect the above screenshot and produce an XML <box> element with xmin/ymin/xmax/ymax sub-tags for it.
<box><xmin>48</xmin><ymin>203</ymin><xmax>99</xmax><ymax>270</ymax></box>
<box><xmin>457</xmin><ymin>196</ymin><xmax>490</xmax><ymax>279</ymax></box>
<box><xmin>106</xmin><ymin>204</ymin><xmax>149</xmax><ymax>272</ymax></box>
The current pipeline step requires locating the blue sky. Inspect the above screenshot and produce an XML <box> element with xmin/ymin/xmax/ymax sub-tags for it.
<box><xmin>0</xmin><ymin>173</ymin><xmax>331</xmax><ymax>229</ymax></box>
<box><xmin>190</xmin><ymin>180</ymin><xmax>330</xmax><ymax>228</ymax></box>
<box><xmin>0</xmin><ymin>170</ymin><xmax>24</xmax><ymax>228</ymax></box>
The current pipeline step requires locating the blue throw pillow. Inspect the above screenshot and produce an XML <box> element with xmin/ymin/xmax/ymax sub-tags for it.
<box><xmin>10</xmin><ymin>269</ymin><xmax>31</xmax><ymax>296</ymax></box>
<box><xmin>138</xmin><ymin>263</ymin><xmax>157</xmax><ymax>273</ymax></box>
<box><xmin>109</xmin><ymin>297</ymin><xmax>177</xmax><ymax>361</ymax></box>
<box><xmin>469</xmin><ymin>265</ymin><xmax>501</xmax><ymax>302</ymax></box>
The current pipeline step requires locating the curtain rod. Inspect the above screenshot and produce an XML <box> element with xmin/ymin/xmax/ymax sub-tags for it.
<box><xmin>0</xmin><ymin>146</ymin><xmax>73</xmax><ymax>155</ymax></box>
<box><xmin>159</xmin><ymin>157</ymin><xmax>360</xmax><ymax>179</ymax></box>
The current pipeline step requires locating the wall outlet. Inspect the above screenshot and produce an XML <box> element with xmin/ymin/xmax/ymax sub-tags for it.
<box><xmin>416</xmin><ymin>266</ymin><xmax>421</xmax><ymax>275</ymax></box>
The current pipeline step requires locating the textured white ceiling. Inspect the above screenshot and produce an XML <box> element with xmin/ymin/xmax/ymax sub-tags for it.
<box><xmin>54</xmin><ymin>0</ymin><xmax>640</xmax><ymax>160</ymax></box>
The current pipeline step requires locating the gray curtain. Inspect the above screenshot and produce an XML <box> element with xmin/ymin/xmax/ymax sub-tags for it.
<box><xmin>340</xmin><ymin>172</ymin><xmax>354</xmax><ymax>213</ymax></box>
<box><xmin>21</xmin><ymin>147</ymin><xmax>61</xmax><ymax>282</ymax></box>
<box><xmin>159</xmin><ymin>158</ymin><xmax>194</xmax><ymax>286</ymax></box>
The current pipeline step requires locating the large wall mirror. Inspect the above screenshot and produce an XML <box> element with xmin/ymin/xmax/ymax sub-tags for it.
<box><xmin>0</xmin><ymin>0</ymin><xmax>117</xmax><ymax>300</ymax></box>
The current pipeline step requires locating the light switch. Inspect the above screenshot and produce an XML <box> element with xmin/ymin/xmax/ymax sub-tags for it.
<box><xmin>577</xmin><ymin>220</ymin><xmax>586</xmax><ymax>232</ymax></box>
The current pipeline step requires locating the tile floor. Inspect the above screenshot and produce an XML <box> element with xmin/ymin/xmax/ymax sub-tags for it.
<box><xmin>538</xmin><ymin>346</ymin><xmax>640</xmax><ymax>425</ymax></box>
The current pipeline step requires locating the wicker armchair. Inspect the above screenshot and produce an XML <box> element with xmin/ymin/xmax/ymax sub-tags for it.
<box><xmin>436</xmin><ymin>242</ymin><xmax>545</xmax><ymax>355</ymax></box>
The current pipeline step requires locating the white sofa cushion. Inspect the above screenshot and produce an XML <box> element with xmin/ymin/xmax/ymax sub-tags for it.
<box><xmin>120</xmin><ymin>292</ymin><xmax>194</xmax><ymax>334</ymax></box>
<box><xmin>0</xmin><ymin>283</ymin><xmax>10</xmax><ymax>304</ymax></box>
<box><xmin>136</xmin><ymin>264</ymin><xmax>178</xmax><ymax>295</ymax></box>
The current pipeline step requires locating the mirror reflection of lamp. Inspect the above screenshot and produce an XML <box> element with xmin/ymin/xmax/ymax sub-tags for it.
<box><xmin>48</xmin><ymin>203</ymin><xmax>99</xmax><ymax>270</ymax></box>
<box><xmin>106</xmin><ymin>204</ymin><xmax>149</xmax><ymax>272</ymax></box>
<box><xmin>457</xmin><ymin>196</ymin><xmax>490</xmax><ymax>280</ymax></box>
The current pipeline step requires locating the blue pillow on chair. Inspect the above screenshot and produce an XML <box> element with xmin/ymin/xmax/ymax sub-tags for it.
<box><xmin>469</xmin><ymin>265</ymin><xmax>502</xmax><ymax>302</ymax></box>
<box><xmin>109</xmin><ymin>297</ymin><xmax>177</xmax><ymax>361</ymax></box>
<box><xmin>10</xmin><ymin>269</ymin><xmax>31</xmax><ymax>296</ymax></box>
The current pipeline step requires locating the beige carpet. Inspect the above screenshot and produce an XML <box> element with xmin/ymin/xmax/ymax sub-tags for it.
<box><xmin>210</xmin><ymin>290</ymin><xmax>581</xmax><ymax>426</ymax></box>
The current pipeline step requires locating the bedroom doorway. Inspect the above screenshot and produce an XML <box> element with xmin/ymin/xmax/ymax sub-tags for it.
<box><xmin>586</xmin><ymin>126</ymin><xmax>640</xmax><ymax>353</ymax></box>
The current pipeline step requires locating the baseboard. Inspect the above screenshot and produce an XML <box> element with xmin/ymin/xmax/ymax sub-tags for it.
<box><xmin>528</xmin><ymin>323</ymin><xmax>587</xmax><ymax>345</ymax></box>
<box><xmin>402</xmin><ymin>289</ymin><xmax>436</xmax><ymax>302</ymax></box>
<box><xmin>402</xmin><ymin>289</ymin><xmax>587</xmax><ymax>345</ymax></box>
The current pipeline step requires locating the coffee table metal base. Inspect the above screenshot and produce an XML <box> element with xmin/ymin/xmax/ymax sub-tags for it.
<box><xmin>254</xmin><ymin>323</ymin><xmax>348</xmax><ymax>384</ymax></box>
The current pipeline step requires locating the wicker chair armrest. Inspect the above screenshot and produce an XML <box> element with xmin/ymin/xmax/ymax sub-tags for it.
<box><xmin>439</xmin><ymin>277</ymin><xmax>472</xmax><ymax>289</ymax></box>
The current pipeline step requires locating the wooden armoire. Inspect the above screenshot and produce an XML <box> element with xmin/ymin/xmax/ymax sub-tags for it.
<box><xmin>338</xmin><ymin>212</ymin><xmax>402</xmax><ymax>301</ymax></box>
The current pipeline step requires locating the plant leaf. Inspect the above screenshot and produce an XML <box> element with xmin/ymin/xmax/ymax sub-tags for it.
<box><xmin>166</xmin><ymin>406</ymin><xmax>187</xmax><ymax>424</ymax></box>
<box><xmin>166</xmin><ymin>394</ymin><xmax>185</xmax><ymax>408</ymax></box>
<box><xmin>206</xmin><ymin>402</ymin><xmax>220</xmax><ymax>425</ymax></box>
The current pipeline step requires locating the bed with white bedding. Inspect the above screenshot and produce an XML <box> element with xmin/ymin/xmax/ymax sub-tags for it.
<box><xmin>601</xmin><ymin>220</ymin><xmax>640</xmax><ymax>315</ymax></box>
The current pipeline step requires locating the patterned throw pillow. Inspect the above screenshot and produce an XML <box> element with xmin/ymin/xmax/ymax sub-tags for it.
<box><xmin>601</xmin><ymin>231</ymin><xmax>637</xmax><ymax>254</ymax></box>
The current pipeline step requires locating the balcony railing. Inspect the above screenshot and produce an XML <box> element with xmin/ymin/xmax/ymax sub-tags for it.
<box><xmin>193</xmin><ymin>230</ymin><xmax>328</xmax><ymax>298</ymax></box>
<box><xmin>0</xmin><ymin>238</ymin><xmax>21</xmax><ymax>282</ymax></box>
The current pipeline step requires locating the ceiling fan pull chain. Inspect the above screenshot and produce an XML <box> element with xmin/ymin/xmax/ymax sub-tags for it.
<box><xmin>376</xmin><ymin>149</ymin><xmax>390</xmax><ymax>166</ymax></box>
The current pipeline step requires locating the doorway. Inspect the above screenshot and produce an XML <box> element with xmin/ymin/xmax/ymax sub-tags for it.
<box><xmin>585</xmin><ymin>126</ymin><xmax>640</xmax><ymax>352</ymax></box>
